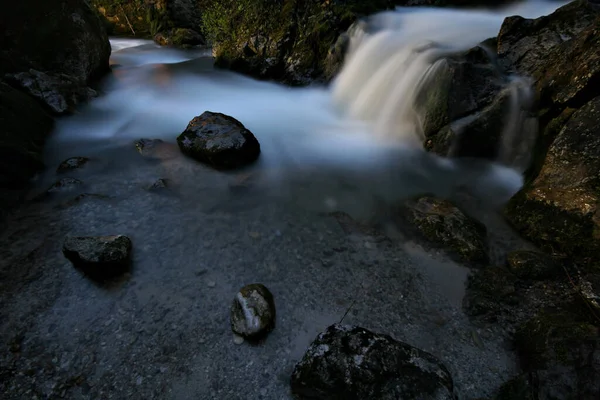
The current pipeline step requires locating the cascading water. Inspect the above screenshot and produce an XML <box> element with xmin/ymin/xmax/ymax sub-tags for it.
<box><xmin>332</xmin><ymin>0</ymin><xmax>569</xmax><ymax>170</ymax></box>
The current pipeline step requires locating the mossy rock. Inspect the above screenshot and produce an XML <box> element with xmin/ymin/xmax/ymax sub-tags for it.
<box><xmin>395</xmin><ymin>196</ymin><xmax>489</xmax><ymax>266</ymax></box>
<box><xmin>504</xmin><ymin>96</ymin><xmax>600</xmax><ymax>272</ymax></box>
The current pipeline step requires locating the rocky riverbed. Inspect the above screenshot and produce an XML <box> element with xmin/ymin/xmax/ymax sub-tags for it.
<box><xmin>1</xmin><ymin>1</ymin><xmax>600</xmax><ymax>399</ymax></box>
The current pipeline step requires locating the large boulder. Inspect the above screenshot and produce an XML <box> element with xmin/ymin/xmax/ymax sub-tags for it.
<box><xmin>176</xmin><ymin>111</ymin><xmax>261</xmax><ymax>170</ymax></box>
<box><xmin>505</xmin><ymin>96</ymin><xmax>600</xmax><ymax>270</ymax></box>
<box><xmin>291</xmin><ymin>324</ymin><xmax>454</xmax><ymax>400</ymax></box>
<box><xmin>1</xmin><ymin>0</ymin><xmax>111</xmax><ymax>114</ymax></box>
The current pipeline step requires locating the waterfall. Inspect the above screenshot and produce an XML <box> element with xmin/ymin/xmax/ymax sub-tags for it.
<box><xmin>331</xmin><ymin>1</ymin><xmax>569</xmax><ymax>169</ymax></box>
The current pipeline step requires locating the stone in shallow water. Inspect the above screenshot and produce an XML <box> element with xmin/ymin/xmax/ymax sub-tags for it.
<box><xmin>230</xmin><ymin>283</ymin><xmax>275</xmax><ymax>339</ymax></box>
<box><xmin>394</xmin><ymin>196</ymin><xmax>489</xmax><ymax>266</ymax></box>
<box><xmin>291</xmin><ymin>324</ymin><xmax>454</xmax><ymax>400</ymax></box>
<box><xmin>148</xmin><ymin>178</ymin><xmax>168</xmax><ymax>190</ymax></box>
<box><xmin>62</xmin><ymin>235</ymin><xmax>132</xmax><ymax>280</ymax></box>
<box><xmin>177</xmin><ymin>111</ymin><xmax>261</xmax><ymax>170</ymax></box>
<box><xmin>46</xmin><ymin>177</ymin><xmax>83</xmax><ymax>194</ymax></box>
<box><xmin>56</xmin><ymin>156</ymin><xmax>90</xmax><ymax>173</ymax></box>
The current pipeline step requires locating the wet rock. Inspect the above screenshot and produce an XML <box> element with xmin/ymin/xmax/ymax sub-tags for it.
<box><xmin>230</xmin><ymin>283</ymin><xmax>275</xmax><ymax>340</ymax></box>
<box><xmin>135</xmin><ymin>138</ymin><xmax>164</xmax><ymax>157</ymax></box>
<box><xmin>579</xmin><ymin>274</ymin><xmax>600</xmax><ymax>314</ymax></box>
<box><xmin>504</xmin><ymin>96</ymin><xmax>600</xmax><ymax>270</ymax></box>
<box><xmin>464</xmin><ymin>267</ymin><xmax>519</xmax><ymax>319</ymax></box>
<box><xmin>506</xmin><ymin>250</ymin><xmax>562</xmax><ymax>281</ymax></box>
<box><xmin>497</xmin><ymin>0</ymin><xmax>600</xmax><ymax>173</ymax></box>
<box><xmin>418</xmin><ymin>45</ymin><xmax>505</xmax><ymax>140</ymax></box>
<box><xmin>1</xmin><ymin>0</ymin><xmax>111</xmax><ymax>113</ymax></box>
<box><xmin>46</xmin><ymin>178</ymin><xmax>83</xmax><ymax>194</ymax></box>
<box><xmin>62</xmin><ymin>235</ymin><xmax>132</xmax><ymax>279</ymax></box>
<box><xmin>514</xmin><ymin>311</ymin><xmax>600</xmax><ymax>399</ymax></box>
<box><xmin>290</xmin><ymin>324</ymin><xmax>454</xmax><ymax>400</ymax></box>
<box><xmin>177</xmin><ymin>111</ymin><xmax>261</xmax><ymax>170</ymax></box>
<box><xmin>394</xmin><ymin>196</ymin><xmax>489</xmax><ymax>265</ymax></box>
<box><xmin>56</xmin><ymin>157</ymin><xmax>90</xmax><ymax>173</ymax></box>
<box><xmin>498</xmin><ymin>0</ymin><xmax>600</xmax><ymax>110</ymax></box>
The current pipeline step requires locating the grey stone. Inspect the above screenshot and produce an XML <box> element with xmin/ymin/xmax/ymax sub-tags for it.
<box><xmin>230</xmin><ymin>283</ymin><xmax>275</xmax><ymax>339</ymax></box>
<box><xmin>62</xmin><ymin>235</ymin><xmax>132</xmax><ymax>279</ymax></box>
<box><xmin>291</xmin><ymin>324</ymin><xmax>454</xmax><ymax>400</ymax></box>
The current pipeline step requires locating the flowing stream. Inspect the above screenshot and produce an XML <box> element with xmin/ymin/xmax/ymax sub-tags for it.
<box><xmin>0</xmin><ymin>1</ymin><xmax>570</xmax><ymax>399</ymax></box>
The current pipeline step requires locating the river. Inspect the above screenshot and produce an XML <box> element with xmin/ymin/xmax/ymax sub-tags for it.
<box><xmin>0</xmin><ymin>1</ymin><xmax>568</xmax><ymax>399</ymax></box>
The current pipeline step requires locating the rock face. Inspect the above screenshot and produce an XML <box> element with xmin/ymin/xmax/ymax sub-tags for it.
<box><xmin>506</xmin><ymin>250</ymin><xmax>561</xmax><ymax>281</ymax></box>
<box><xmin>230</xmin><ymin>283</ymin><xmax>276</xmax><ymax>339</ymax></box>
<box><xmin>505</xmin><ymin>96</ymin><xmax>600</xmax><ymax>270</ymax></box>
<box><xmin>177</xmin><ymin>112</ymin><xmax>261</xmax><ymax>169</ymax></box>
<box><xmin>497</xmin><ymin>0</ymin><xmax>600</xmax><ymax>172</ymax></box>
<box><xmin>394</xmin><ymin>196</ymin><xmax>489</xmax><ymax>265</ymax></box>
<box><xmin>290</xmin><ymin>324</ymin><xmax>454</xmax><ymax>400</ymax></box>
<box><xmin>63</xmin><ymin>235</ymin><xmax>133</xmax><ymax>280</ymax></box>
<box><xmin>1</xmin><ymin>0</ymin><xmax>111</xmax><ymax>114</ymax></box>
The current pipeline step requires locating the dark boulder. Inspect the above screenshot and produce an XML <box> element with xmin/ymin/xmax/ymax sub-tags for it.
<box><xmin>464</xmin><ymin>266</ymin><xmax>519</xmax><ymax>319</ymax></box>
<box><xmin>63</xmin><ymin>235</ymin><xmax>132</xmax><ymax>280</ymax></box>
<box><xmin>176</xmin><ymin>111</ymin><xmax>261</xmax><ymax>170</ymax></box>
<box><xmin>393</xmin><ymin>196</ymin><xmax>489</xmax><ymax>265</ymax></box>
<box><xmin>230</xmin><ymin>283</ymin><xmax>276</xmax><ymax>340</ymax></box>
<box><xmin>506</xmin><ymin>250</ymin><xmax>562</xmax><ymax>281</ymax></box>
<box><xmin>514</xmin><ymin>311</ymin><xmax>600</xmax><ymax>400</ymax></box>
<box><xmin>290</xmin><ymin>324</ymin><xmax>454</xmax><ymax>400</ymax></box>
<box><xmin>504</xmin><ymin>96</ymin><xmax>600</xmax><ymax>270</ymax></box>
<box><xmin>1</xmin><ymin>0</ymin><xmax>111</xmax><ymax>114</ymax></box>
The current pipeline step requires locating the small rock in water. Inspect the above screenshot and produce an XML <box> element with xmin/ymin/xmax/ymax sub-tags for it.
<box><xmin>232</xmin><ymin>334</ymin><xmax>245</xmax><ymax>345</ymax></box>
<box><xmin>148</xmin><ymin>178</ymin><xmax>168</xmax><ymax>190</ymax></box>
<box><xmin>56</xmin><ymin>156</ymin><xmax>89</xmax><ymax>173</ymax></box>
<box><xmin>63</xmin><ymin>235</ymin><xmax>132</xmax><ymax>280</ymax></box>
<box><xmin>46</xmin><ymin>177</ymin><xmax>83</xmax><ymax>194</ymax></box>
<box><xmin>394</xmin><ymin>196</ymin><xmax>489</xmax><ymax>266</ymax></box>
<box><xmin>135</xmin><ymin>138</ymin><xmax>164</xmax><ymax>157</ymax></box>
<box><xmin>230</xmin><ymin>283</ymin><xmax>275</xmax><ymax>340</ymax></box>
<box><xmin>291</xmin><ymin>324</ymin><xmax>454</xmax><ymax>400</ymax></box>
<box><xmin>176</xmin><ymin>111</ymin><xmax>261</xmax><ymax>170</ymax></box>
